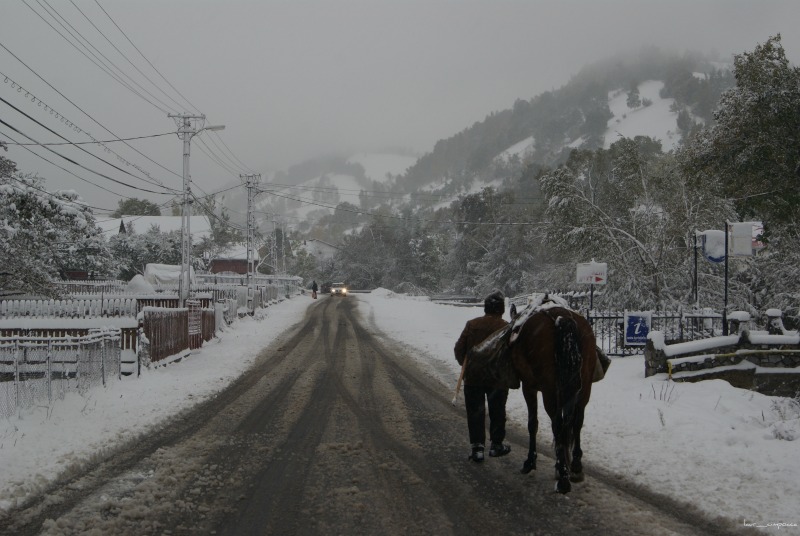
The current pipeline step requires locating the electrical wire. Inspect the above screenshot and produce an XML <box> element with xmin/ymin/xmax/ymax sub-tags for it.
<box><xmin>259</xmin><ymin>188</ymin><xmax>541</xmax><ymax>226</ymax></box>
<box><xmin>68</xmin><ymin>0</ymin><xmax>188</xmax><ymax>114</ymax></box>
<box><xmin>0</xmin><ymin>96</ymin><xmax>177</xmax><ymax>192</ymax></box>
<box><xmin>194</xmin><ymin>137</ymin><xmax>242</xmax><ymax>177</ymax></box>
<box><xmin>1</xmin><ymin>126</ymin><xmax>146</xmax><ymax>201</ymax></box>
<box><xmin>0</xmin><ymin>41</ymin><xmax>183</xmax><ymax>180</ymax></box>
<box><xmin>93</xmin><ymin>0</ymin><xmax>201</xmax><ymax>114</ymax></box>
<box><xmin>209</xmin><ymin>130</ymin><xmax>258</xmax><ymax>175</ymax></box>
<box><xmin>0</xmin><ymin>117</ymin><xmax>172</xmax><ymax>195</ymax></box>
<box><xmin>258</xmin><ymin>180</ymin><xmax>545</xmax><ymax>205</ymax></box>
<box><xmin>90</xmin><ymin>0</ymin><xmax>258</xmax><ymax>175</ymax></box>
<box><xmin>22</xmin><ymin>0</ymin><xmax>175</xmax><ymax>115</ymax></box>
<box><xmin>3</xmin><ymin>131</ymin><xmax>174</xmax><ymax>146</ymax></box>
<box><xmin>201</xmin><ymin>132</ymin><xmax>251</xmax><ymax>175</ymax></box>
<box><xmin>0</xmin><ymin>70</ymin><xmax>168</xmax><ymax>184</ymax></box>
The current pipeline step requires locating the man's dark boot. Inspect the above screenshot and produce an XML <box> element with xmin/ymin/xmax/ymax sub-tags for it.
<box><xmin>489</xmin><ymin>442</ymin><xmax>511</xmax><ymax>457</ymax></box>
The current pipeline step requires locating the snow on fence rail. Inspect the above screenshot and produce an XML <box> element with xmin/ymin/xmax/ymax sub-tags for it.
<box><xmin>0</xmin><ymin>298</ymin><xmax>138</xmax><ymax>318</ymax></box>
<box><xmin>54</xmin><ymin>279</ymin><xmax>126</xmax><ymax>294</ymax></box>
<box><xmin>0</xmin><ymin>329</ymin><xmax>120</xmax><ymax>418</ymax></box>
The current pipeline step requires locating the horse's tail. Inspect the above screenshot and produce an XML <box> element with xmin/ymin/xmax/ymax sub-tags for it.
<box><xmin>554</xmin><ymin>314</ymin><xmax>583</xmax><ymax>466</ymax></box>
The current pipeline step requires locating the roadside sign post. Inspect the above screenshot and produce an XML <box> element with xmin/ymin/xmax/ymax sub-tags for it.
<box><xmin>576</xmin><ymin>261</ymin><xmax>607</xmax><ymax>312</ymax></box>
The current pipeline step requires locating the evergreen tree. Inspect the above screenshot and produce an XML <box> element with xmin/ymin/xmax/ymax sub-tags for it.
<box><xmin>111</xmin><ymin>197</ymin><xmax>162</xmax><ymax>218</ymax></box>
<box><xmin>626</xmin><ymin>85</ymin><xmax>642</xmax><ymax>108</ymax></box>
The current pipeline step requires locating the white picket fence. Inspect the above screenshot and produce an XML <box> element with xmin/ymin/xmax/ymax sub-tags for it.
<box><xmin>0</xmin><ymin>298</ymin><xmax>138</xmax><ymax>318</ymax></box>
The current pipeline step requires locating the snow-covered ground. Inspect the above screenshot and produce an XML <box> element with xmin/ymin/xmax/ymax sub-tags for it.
<box><xmin>495</xmin><ymin>135</ymin><xmax>534</xmax><ymax>162</ymax></box>
<box><xmin>604</xmin><ymin>80</ymin><xmax>680</xmax><ymax>151</ymax></box>
<box><xmin>2</xmin><ymin>291</ymin><xmax>799</xmax><ymax>532</ymax></box>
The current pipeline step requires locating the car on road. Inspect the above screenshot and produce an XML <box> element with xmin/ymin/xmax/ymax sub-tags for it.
<box><xmin>330</xmin><ymin>282</ymin><xmax>348</xmax><ymax>297</ymax></box>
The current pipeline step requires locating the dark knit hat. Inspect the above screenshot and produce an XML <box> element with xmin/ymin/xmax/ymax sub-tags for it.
<box><xmin>484</xmin><ymin>291</ymin><xmax>505</xmax><ymax>314</ymax></box>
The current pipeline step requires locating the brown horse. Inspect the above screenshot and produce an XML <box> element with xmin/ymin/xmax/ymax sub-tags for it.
<box><xmin>508</xmin><ymin>304</ymin><xmax>597</xmax><ymax>494</ymax></box>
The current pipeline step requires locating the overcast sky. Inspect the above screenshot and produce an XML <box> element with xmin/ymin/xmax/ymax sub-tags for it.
<box><xmin>1</xmin><ymin>0</ymin><xmax>799</xmax><ymax>211</ymax></box>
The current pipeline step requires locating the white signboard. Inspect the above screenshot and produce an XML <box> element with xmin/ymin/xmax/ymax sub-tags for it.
<box><xmin>576</xmin><ymin>262</ymin><xmax>607</xmax><ymax>285</ymax></box>
<box><xmin>730</xmin><ymin>221</ymin><xmax>765</xmax><ymax>256</ymax></box>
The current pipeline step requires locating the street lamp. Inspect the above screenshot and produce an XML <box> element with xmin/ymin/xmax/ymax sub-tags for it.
<box><xmin>168</xmin><ymin>114</ymin><xmax>225</xmax><ymax>306</ymax></box>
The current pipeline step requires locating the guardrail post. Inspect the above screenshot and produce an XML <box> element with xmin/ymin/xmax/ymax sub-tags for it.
<box><xmin>47</xmin><ymin>340</ymin><xmax>53</xmax><ymax>404</ymax></box>
<box><xmin>14</xmin><ymin>341</ymin><xmax>20</xmax><ymax>417</ymax></box>
<box><xmin>101</xmin><ymin>336</ymin><xmax>106</xmax><ymax>387</ymax></box>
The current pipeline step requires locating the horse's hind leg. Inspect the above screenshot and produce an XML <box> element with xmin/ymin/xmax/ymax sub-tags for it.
<box><xmin>520</xmin><ymin>387</ymin><xmax>538</xmax><ymax>474</ymax></box>
<box><xmin>570</xmin><ymin>408</ymin><xmax>585</xmax><ymax>483</ymax></box>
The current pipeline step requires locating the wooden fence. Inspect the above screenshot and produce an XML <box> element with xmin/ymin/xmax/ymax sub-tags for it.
<box><xmin>2</xmin><ymin>280</ymin><xmax>298</xmax><ymax>373</ymax></box>
<box><xmin>140</xmin><ymin>304</ymin><xmax>217</xmax><ymax>364</ymax></box>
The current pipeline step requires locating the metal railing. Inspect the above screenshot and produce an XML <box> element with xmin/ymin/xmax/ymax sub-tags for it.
<box><xmin>0</xmin><ymin>329</ymin><xmax>121</xmax><ymax>418</ymax></box>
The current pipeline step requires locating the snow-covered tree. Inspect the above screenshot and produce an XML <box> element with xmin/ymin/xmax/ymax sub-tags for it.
<box><xmin>0</xmin><ymin>157</ymin><xmax>111</xmax><ymax>297</ymax></box>
<box><xmin>626</xmin><ymin>85</ymin><xmax>642</xmax><ymax>108</ymax></box>
<box><xmin>682</xmin><ymin>35</ymin><xmax>800</xmax><ymax>228</ymax></box>
<box><xmin>108</xmin><ymin>225</ymin><xmax>181</xmax><ymax>281</ymax></box>
<box><xmin>540</xmin><ymin>138</ymin><xmax>733</xmax><ymax>308</ymax></box>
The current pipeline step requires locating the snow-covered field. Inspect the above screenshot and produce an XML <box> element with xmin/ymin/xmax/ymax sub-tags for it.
<box><xmin>2</xmin><ymin>291</ymin><xmax>798</xmax><ymax>532</ymax></box>
<box><xmin>604</xmin><ymin>80</ymin><xmax>680</xmax><ymax>151</ymax></box>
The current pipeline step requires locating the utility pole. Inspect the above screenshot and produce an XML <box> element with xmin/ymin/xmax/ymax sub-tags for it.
<box><xmin>272</xmin><ymin>219</ymin><xmax>278</xmax><ymax>277</ymax></box>
<box><xmin>280</xmin><ymin>221</ymin><xmax>286</xmax><ymax>275</ymax></box>
<box><xmin>168</xmin><ymin>113</ymin><xmax>224</xmax><ymax>306</ymax></box>
<box><xmin>243</xmin><ymin>173</ymin><xmax>261</xmax><ymax>313</ymax></box>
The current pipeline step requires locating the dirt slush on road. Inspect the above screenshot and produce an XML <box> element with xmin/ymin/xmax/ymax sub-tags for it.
<box><xmin>1</xmin><ymin>296</ymin><xmax>757</xmax><ymax>535</ymax></box>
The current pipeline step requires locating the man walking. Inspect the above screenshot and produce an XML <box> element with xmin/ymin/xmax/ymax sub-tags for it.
<box><xmin>454</xmin><ymin>291</ymin><xmax>511</xmax><ymax>462</ymax></box>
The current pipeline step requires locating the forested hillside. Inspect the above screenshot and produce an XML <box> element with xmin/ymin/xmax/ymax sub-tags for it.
<box><xmin>400</xmin><ymin>47</ymin><xmax>733</xmax><ymax>193</ymax></box>
<box><xmin>315</xmin><ymin>37</ymin><xmax>798</xmax><ymax>324</ymax></box>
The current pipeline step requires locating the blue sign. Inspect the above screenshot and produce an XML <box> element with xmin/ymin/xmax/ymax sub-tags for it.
<box><xmin>624</xmin><ymin>312</ymin><xmax>652</xmax><ymax>346</ymax></box>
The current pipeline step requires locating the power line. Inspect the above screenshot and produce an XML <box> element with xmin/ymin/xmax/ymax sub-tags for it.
<box><xmin>209</xmin><ymin>130</ymin><xmax>258</xmax><ymax>175</ymax></box>
<box><xmin>40</xmin><ymin>0</ymin><xmax>182</xmax><ymax>114</ymax></box>
<box><xmin>0</xmin><ymin>126</ymin><xmax>146</xmax><ymax>203</ymax></box>
<box><xmin>68</xmin><ymin>0</ymin><xmax>188</xmax><ymax>113</ymax></box>
<box><xmin>195</xmin><ymin>137</ymin><xmax>242</xmax><ymax>177</ymax></box>
<box><xmin>90</xmin><ymin>1</ymin><xmax>259</xmax><ymax>175</ymax></box>
<box><xmin>0</xmin><ymin>69</ymin><xmax>168</xmax><ymax>184</ymax></box>
<box><xmin>259</xmin><ymin>188</ymin><xmax>542</xmax><ymax>227</ymax></box>
<box><xmin>202</xmin><ymin>132</ymin><xmax>251</xmax><ymax>175</ymax></box>
<box><xmin>0</xmin><ymin>41</ymin><xmax>183</xmax><ymax>180</ymax></box>
<box><xmin>93</xmin><ymin>0</ymin><xmax>201</xmax><ymax>114</ymax></box>
<box><xmin>0</xmin><ymin>117</ymin><xmax>172</xmax><ymax>195</ymax></box>
<box><xmin>2</xmin><ymin>131</ymin><xmax>174</xmax><ymax>146</ymax></box>
<box><xmin>22</xmin><ymin>0</ymin><xmax>175</xmax><ymax>114</ymax></box>
<box><xmin>0</xmin><ymin>96</ymin><xmax>177</xmax><ymax>192</ymax></box>
<box><xmin>256</xmin><ymin>177</ymin><xmax>544</xmax><ymax>203</ymax></box>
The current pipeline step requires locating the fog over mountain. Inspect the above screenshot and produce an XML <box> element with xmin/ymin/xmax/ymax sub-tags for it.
<box><xmin>1</xmin><ymin>1</ymin><xmax>799</xmax><ymax>211</ymax></box>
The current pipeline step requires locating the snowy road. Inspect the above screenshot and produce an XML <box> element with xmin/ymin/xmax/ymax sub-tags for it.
<box><xmin>1</xmin><ymin>297</ymin><xmax>755</xmax><ymax>535</ymax></box>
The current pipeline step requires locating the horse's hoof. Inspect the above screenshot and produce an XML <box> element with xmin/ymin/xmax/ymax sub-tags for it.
<box><xmin>570</xmin><ymin>471</ymin><xmax>584</xmax><ymax>483</ymax></box>
<box><xmin>520</xmin><ymin>459</ymin><xmax>536</xmax><ymax>474</ymax></box>
<box><xmin>555</xmin><ymin>477</ymin><xmax>572</xmax><ymax>494</ymax></box>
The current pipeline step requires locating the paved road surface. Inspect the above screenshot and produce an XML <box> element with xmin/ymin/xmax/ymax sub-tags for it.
<box><xmin>0</xmin><ymin>297</ymin><xmax>755</xmax><ymax>535</ymax></box>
